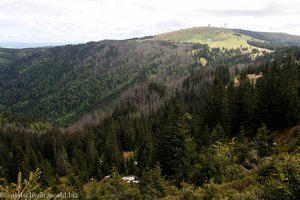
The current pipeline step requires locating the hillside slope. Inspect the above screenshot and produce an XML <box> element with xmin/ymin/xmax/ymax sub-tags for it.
<box><xmin>155</xmin><ymin>27</ymin><xmax>300</xmax><ymax>50</ymax></box>
<box><xmin>0</xmin><ymin>47</ymin><xmax>299</xmax><ymax>199</ymax></box>
<box><xmin>1</xmin><ymin>40</ymin><xmax>254</xmax><ymax>127</ymax></box>
<box><xmin>1</xmin><ymin>27</ymin><xmax>299</xmax><ymax>127</ymax></box>
<box><xmin>0</xmin><ymin>40</ymin><xmax>196</xmax><ymax>125</ymax></box>
<box><xmin>155</xmin><ymin>27</ymin><xmax>255</xmax><ymax>49</ymax></box>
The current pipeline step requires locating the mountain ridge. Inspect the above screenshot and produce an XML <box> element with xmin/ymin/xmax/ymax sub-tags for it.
<box><xmin>1</xmin><ymin>27</ymin><xmax>300</xmax><ymax>128</ymax></box>
<box><xmin>1</xmin><ymin>26</ymin><xmax>300</xmax><ymax>199</ymax></box>
<box><xmin>154</xmin><ymin>26</ymin><xmax>300</xmax><ymax>49</ymax></box>
<box><xmin>2</xmin><ymin>26</ymin><xmax>300</xmax><ymax>49</ymax></box>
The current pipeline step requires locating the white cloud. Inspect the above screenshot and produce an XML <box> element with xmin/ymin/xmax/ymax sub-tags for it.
<box><xmin>0</xmin><ymin>0</ymin><xmax>299</xmax><ymax>43</ymax></box>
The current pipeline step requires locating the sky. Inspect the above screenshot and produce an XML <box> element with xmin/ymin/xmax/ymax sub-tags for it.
<box><xmin>0</xmin><ymin>0</ymin><xmax>300</xmax><ymax>43</ymax></box>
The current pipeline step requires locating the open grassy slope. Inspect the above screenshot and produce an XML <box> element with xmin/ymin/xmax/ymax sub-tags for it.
<box><xmin>155</xmin><ymin>27</ymin><xmax>257</xmax><ymax>49</ymax></box>
<box><xmin>155</xmin><ymin>27</ymin><xmax>300</xmax><ymax>50</ymax></box>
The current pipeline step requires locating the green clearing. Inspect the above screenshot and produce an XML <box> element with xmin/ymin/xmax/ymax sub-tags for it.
<box><xmin>155</xmin><ymin>27</ymin><xmax>262</xmax><ymax>49</ymax></box>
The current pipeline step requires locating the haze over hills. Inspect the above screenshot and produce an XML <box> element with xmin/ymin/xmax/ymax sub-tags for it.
<box><xmin>0</xmin><ymin>42</ymin><xmax>71</xmax><ymax>49</ymax></box>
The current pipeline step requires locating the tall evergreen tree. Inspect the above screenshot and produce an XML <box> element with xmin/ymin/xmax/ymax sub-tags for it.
<box><xmin>201</xmin><ymin>77</ymin><xmax>228</xmax><ymax>131</ymax></box>
<box><xmin>156</xmin><ymin>102</ymin><xmax>196</xmax><ymax>185</ymax></box>
<box><xmin>228</xmin><ymin>72</ymin><xmax>255</xmax><ymax>135</ymax></box>
<box><xmin>55</xmin><ymin>146</ymin><xmax>71</xmax><ymax>175</ymax></box>
<box><xmin>103</xmin><ymin>121</ymin><xmax>124</xmax><ymax>173</ymax></box>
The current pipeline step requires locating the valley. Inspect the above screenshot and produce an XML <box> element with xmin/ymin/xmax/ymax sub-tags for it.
<box><xmin>0</xmin><ymin>27</ymin><xmax>300</xmax><ymax>199</ymax></box>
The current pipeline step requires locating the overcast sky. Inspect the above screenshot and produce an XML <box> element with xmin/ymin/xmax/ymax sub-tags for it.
<box><xmin>0</xmin><ymin>0</ymin><xmax>299</xmax><ymax>43</ymax></box>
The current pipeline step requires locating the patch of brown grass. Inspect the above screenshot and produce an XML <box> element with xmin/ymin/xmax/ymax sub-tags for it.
<box><xmin>123</xmin><ymin>151</ymin><xmax>134</xmax><ymax>160</ymax></box>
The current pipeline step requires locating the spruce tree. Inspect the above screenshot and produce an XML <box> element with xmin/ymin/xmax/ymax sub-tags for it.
<box><xmin>156</xmin><ymin>102</ymin><xmax>196</xmax><ymax>185</ymax></box>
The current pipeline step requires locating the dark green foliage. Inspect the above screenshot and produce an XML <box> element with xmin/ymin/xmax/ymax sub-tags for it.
<box><xmin>254</xmin><ymin>124</ymin><xmax>276</xmax><ymax>157</ymax></box>
<box><xmin>257</xmin><ymin>151</ymin><xmax>300</xmax><ymax>200</ymax></box>
<box><xmin>102</xmin><ymin>122</ymin><xmax>124</xmax><ymax>171</ymax></box>
<box><xmin>0</xmin><ymin>41</ymin><xmax>196</xmax><ymax>125</ymax></box>
<box><xmin>0</xmin><ymin>113</ymin><xmax>126</xmax><ymax>185</ymax></box>
<box><xmin>156</xmin><ymin>103</ymin><xmax>197</xmax><ymax>185</ymax></box>
<box><xmin>139</xmin><ymin>164</ymin><xmax>168</xmax><ymax>199</ymax></box>
<box><xmin>228</xmin><ymin>72</ymin><xmax>255</xmax><ymax>135</ymax></box>
<box><xmin>95</xmin><ymin>169</ymin><xmax>141</xmax><ymax>200</ymax></box>
<box><xmin>148</xmin><ymin>82</ymin><xmax>167</xmax><ymax>98</ymax></box>
<box><xmin>236</xmin><ymin>29</ymin><xmax>300</xmax><ymax>47</ymax></box>
<box><xmin>119</xmin><ymin>119</ymin><xmax>136</xmax><ymax>151</ymax></box>
<box><xmin>55</xmin><ymin>146</ymin><xmax>71</xmax><ymax>175</ymax></box>
<box><xmin>200</xmin><ymin>78</ymin><xmax>228</xmax><ymax>133</ymax></box>
<box><xmin>0</xmin><ymin>45</ymin><xmax>300</xmax><ymax>198</ymax></box>
<box><xmin>135</xmin><ymin>120</ymin><xmax>154</xmax><ymax>170</ymax></box>
<box><xmin>247</xmin><ymin>40</ymin><xmax>276</xmax><ymax>50</ymax></box>
<box><xmin>255</xmin><ymin>55</ymin><xmax>300</xmax><ymax>129</ymax></box>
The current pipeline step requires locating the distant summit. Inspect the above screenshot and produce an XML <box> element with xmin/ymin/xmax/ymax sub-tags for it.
<box><xmin>154</xmin><ymin>27</ymin><xmax>300</xmax><ymax>50</ymax></box>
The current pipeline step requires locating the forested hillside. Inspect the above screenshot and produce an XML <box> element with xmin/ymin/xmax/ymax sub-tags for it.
<box><xmin>2</xmin><ymin>28</ymin><xmax>300</xmax><ymax>128</ymax></box>
<box><xmin>0</xmin><ymin>40</ymin><xmax>195</xmax><ymax>125</ymax></box>
<box><xmin>0</xmin><ymin>43</ymin><xmax>300</xmax><ymax>199</ymax></box>
<box><xmin>236</xmin><ymin>29</ymin><xmax>300</xmax><ymax>49</ymax></box>
<box><xmin>0</xmin><ymin>39</ymin><xmax>257</xmax><ymax>129</ymax></box>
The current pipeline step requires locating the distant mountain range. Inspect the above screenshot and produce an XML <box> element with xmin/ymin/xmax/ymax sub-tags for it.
<box><xmin>0</xmin><ymin>42</ymin><xmax>71</xmax><ymax>49</ymax></box>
